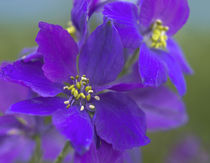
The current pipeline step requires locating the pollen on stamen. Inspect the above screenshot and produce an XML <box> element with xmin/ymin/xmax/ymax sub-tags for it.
<box><xmin>94</xmin><ymin>96</ymin><xmax>100</xmax><ymax>101</ymax></box>
<box><xmin>89</xmin><ymin>105</ymin><xmax>95</xmax><ymax>110</ymax></box>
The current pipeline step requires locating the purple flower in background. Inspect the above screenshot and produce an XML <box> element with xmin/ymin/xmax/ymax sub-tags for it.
<box><xmin>166</xmin><ymin>135</ymin><xmax>210</xmax><ymax>163</ymax></box>
<box><xmin>1</xmin><ymin>20</ymin><xmax>149</xmax><ymax>154</ymax></box>
<box><xmin>103</xmin><ymin>0</ymin><xmax>193</xmax><ymax>95</ymax></box>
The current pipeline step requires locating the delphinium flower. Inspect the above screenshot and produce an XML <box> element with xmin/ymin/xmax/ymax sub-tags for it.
<box><xmin>166</xmin><ymin>135</ymin><xmax>210</xmax><ymax>163</ymax></box>
<box><xmin>103</xmin><ymin>0</ymin><xmax>193</xmax><ymax>95</ymax></box>
<box><xmin>0</xmin><ymin>20</ymin><xmax>150</xmax><ymax>156</ymax></box>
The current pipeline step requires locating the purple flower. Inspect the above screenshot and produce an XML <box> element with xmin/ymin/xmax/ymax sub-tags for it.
<box><xmin>1</xmin><ymin>21</ymin><xmax>149</xmax><ymax>154</ymax></box>
<box><xmin>103</xmin><ymin>0</ymin><xmax>193</xmax><ymax>95</ymax></box>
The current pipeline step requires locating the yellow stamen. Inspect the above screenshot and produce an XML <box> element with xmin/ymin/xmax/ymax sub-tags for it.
<box><xmin>73</xmin><ymin>90</ymin><xmax>79</xmax><ymax>98</ymax></box>
<box><xmin>85</xmin><ymin>86</ymin><xmax>92</xmax><ymax>92</ymax></box>
<box><xmin>76</xmin><ymin>82</ymin><xmax>81</xmax><ymax>89</ymax></box>
<box><xmin>89</xmin><ymin>105</ymin><xmax>95</xmax><ymax>110</ymax></box>
<box><xmin>79</xmin><ymin>93</ymin><xmax>86</xmax><ymax>99</ymax></box>
<box><xmin>64</xmin><ymin>101</ymin><xmax>70</xmax><ymax>105</ymax></box>
<box><xmin>66</xmin><ymin>104</ymin><xmax>71</xmax><ymax>109</ymax></box>
<box><xmin>80</xmin><ymin>105</ymin><xmax>85</xmax><ymax>111</ymax></box>
<box><xmin>86</xmin><ymin>94</ymin><xmax>91</xmax><ymax>102</ymax></box>
<box><xmin>88</xmin><ymin>90</ymin><xmax>93</xmax><ymax>94</ymax></box>
<box><xmin>94</xmin><ymin>96</ymin><xmax>100</xmax><ymax>101</ymax></box>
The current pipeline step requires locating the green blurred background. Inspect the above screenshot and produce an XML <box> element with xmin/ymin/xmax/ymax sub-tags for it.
<box><xmin>0</xmin><ymin>0</ymin><xmax>209</xmax><ymax>162</ymax></box>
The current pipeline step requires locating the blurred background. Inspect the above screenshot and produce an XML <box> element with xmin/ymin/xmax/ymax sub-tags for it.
<box><xmin>0</xmin><ymin>0</ymin><xmax>209</xmax><ymax>162</ymax></box>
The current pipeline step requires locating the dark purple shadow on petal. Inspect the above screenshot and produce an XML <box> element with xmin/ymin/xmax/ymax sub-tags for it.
<box><xmin>8</xmin><ymin>97</ymin><xmax>65</xmax><ymax>116</ymax></box>
<box><xmin>0</xmin><ymin>79</ymin><xmax>29</xmax><ymax>113</ymax></box>
<box><xmin>139</xmin><ymin>43</ymin><xmax>167</xmax><ymax>87</ymax></box>
<box><xmin>75</xmin><ymin>139</ymin><xmax>122</xmax><ymax>163</ymax></box>
<box><xmin>0</xmin><ymin>60</ymin><xmax>62</xmax><ymax>97</ymax></box>
<box><xmin>139</xmin><ymin>0</ymin><xmax>190</xmax><ymax>35</ymax></box>
<box><xmin>167</xmin><ymin>38</ymin><xmax>193</xmax><ymax>74</ymax></box>
<box><xmin>53</xmin><ymin>106</ymin><xmax>94</xmax><ymax>154</ymax></box>
<box><xmin>128</xmin><ymin>86</ymin><xmax>188</xmax><ymax>132</ymax></box>
<box><xmin>103</xmin><ymin>1</ymin><xmax>142</xmax><ymax>49</ymax></box>
<box><xmin>79</xmin><ymin>21</ymin><xmax>124</xmax><ymax>86</ymax></box>
<box><xmin>36</xmin><ymin>22</ymin><xmax>78</xmax><ymax>83</ymax></box>
<box><xmin>94</xmin><ymin>92</ymin><xmax>150</xmax><ymax>150</ymax></box>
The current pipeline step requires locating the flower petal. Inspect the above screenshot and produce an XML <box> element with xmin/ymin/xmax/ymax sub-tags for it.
<box><xmin>36</xmin><ymin>22</ymin><xmax>78</xmax><ymax>83</ymax></box>
<box><xmin>8</xmin><ymin>97</ymin><xmax>65</xmax><ymax>116</ymax></box>
<box><xmin>41</xmin><ymin>129</ymin><xmax>67</xmax><ymax>161</ymax></box>
<box><xmin>139</xmin><ymin>0</ymin><xmax>190</xmax><ymax>35</ymax></box>
<box><xmin>52</xmin><ymin>106</ymin><xmax>94</xmax><ymax>154</ymax></box>
<box><xmin>71</xmin><ymin>0</ymin><xmax>88</xmax><ymax>35</ymax></box>
<box><xmin>167</xmin><ymin>38</ymin><xmax>193</xmax><ymax>74</ymax></box>
<box><xmin>103</xmin><ymin>2</ymin><xmax>142</xmax><ymax>49</ymax></box>
<box><xmin>0</xmin><ymin>135</ymin><xmax>35</xmax><ymax>163</ymax></box>
<box><xmin>160</xmin><ymin>51</ymin><xmax>187</xmax><ymax>96</ymax></box>
<box><xmin>94</xmin><ymin>92</ymin><xmax>150</xmax><ymax>150</ymax></box>
<box><xmin>139</xmin><ymin>43</ymin><xmax>167</xmax><ymax>87</ymax></box>
<box><xmin>129</xmin><ymin>86</ymin><xmax>188</xmax><ymax>132</ymax></box>
<box><xmin>0</xmin><ymin>79</ymin><xmax>29</xmax><ymax>113</ymax></box>
<box><xmin>74</xmin><ymin>139</ymin><xmax>122</xmax><ymax>163</ymax></box>
<box><xmin>79</xmin><ymin>21</ymin><xmax>124</xmax><ymax>86</ymax></box>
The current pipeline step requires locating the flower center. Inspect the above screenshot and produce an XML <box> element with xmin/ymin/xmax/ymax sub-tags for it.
<box><xmin>63</xmin><ymin>75</ymin><xmax>100</xmax><ymax>112</ymax></box>
<box><xmin>146</xmin><ymin>19</ymin><xmax>169</xmax><ymax>49</ymax></box>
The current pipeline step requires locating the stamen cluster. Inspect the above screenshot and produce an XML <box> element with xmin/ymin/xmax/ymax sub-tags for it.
<box><xmin>63</xmin><ymin>75</ymin><xmax>100</xmax><ymax>112</ymax></box>
<box><xmin>150</xmin><ymin>19</ymin><xmax>169</xmax><ymax>49</ymax></box>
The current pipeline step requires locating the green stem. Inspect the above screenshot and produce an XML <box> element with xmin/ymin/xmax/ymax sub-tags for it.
<box><xmin>54</xmin><ymin>141</ymin><xmax>70</xmax><ymax>163</ymax></box>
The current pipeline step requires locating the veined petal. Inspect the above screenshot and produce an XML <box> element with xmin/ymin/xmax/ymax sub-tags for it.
<box><xmin>8</xmin><ymin>97</ymin><xmax>66</xmax><ymax>116</ymax></box>
<box><xmin>160</xmin><ymin>51</ymin><xmax>187</xmax><ymax>96</ymax></box>
<box><xmin>71</xmin><ymin>0</ymin><xmax>88</xmax><ymax>35</ymax></box>
<box><xmin>0</xmin><ymin>60</ymin><xmax>62</xmax><ymax>97</ymax></box>
<box><xmin>36</xmin><ymin>22</ymin><xmax>78</xmax><ymax>83</ymax></box>
<box><xmin>94</xmin><ymin>92</ymin><xmax>150</xmax><ymax>150</ymax></box>
<box><xmin>128</xmin><ymin>87</ymin><xmax>188</xmax><ymax>132</ymax></box>
<box><xmin>139</xmin><ymin>43</ymin><xmax>167</xmax><ymax>87</ymax></box>
<box><xmin>167</xmin><ymin>38</ymin><xmax>193</xmax><ymax>74</ymax></box>
<box><xmin>52</xmin><ymin>106</ymin><xmax>94</xmax><ymax>154</ymax></box>
<box><xmin>79</xmin><ymin>21</ymin><xmax>124</xmax><ymax>86</ymax></box>
<box><xmin>103</xmin><ymin>2</ymin><xmax>142</xmax><ymax>49</ymax></box>
<box><xmin>139</xmin><ymin>0</ymin><xmax>190</xmax><ymax>35</ymax></box>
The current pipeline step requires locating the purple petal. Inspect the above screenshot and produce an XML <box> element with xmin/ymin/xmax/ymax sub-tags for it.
<box><xmin>18</xmin><ymin>46</ymin><xmax>42</xmax><ymax>62</ymax></box>
<box><xmin>71</xmin><ymin>0</ymin><xmax>88</xmax><ymax>35</ymax></box>
<box><xmin>36</xmin><ymin>22</ymin><xmax>78</xmax><ymax>83</ymax></box>
<box><xmin>41</xmin><ymin>129</ymin><xmax>67</xmax><ymax>161</ymax></box>
<box><xmin>103</xmin><ymin>2</ymin><xmax>142</xmax><ymax>49</ymax></box>
<box><xmin>129</xmin><ymin>86</ymin><xmax>188</xmax><ymax>132</ymax></box>
<box><xmin>0</xmin><ymin>116</ymin><xmax>21</xmax><ymax>136</ymax></box>
<box><xmin>94</xmin><ymin>92</ymin><xmax>150</xmax><ymax>150</ymax></box>
<box><xmin>160</xmin><ymin>51</ymin><xmax>187</xmax><ymax>96</ymax></box>
<box><xmin>167</xmin><ymin>38</ymin><xmax>193</xmax><ymax>74</ymax></box>
<box><xmin>0</xmin><ymin>60</ymin><xmax>62</xmax><ymax>97</ymax></box>
<box><xmin>79</xmin><ymin>21</ymin><xmax>124</xmax><ymax>86</ymax></box>
<box><xmin>0</xmin><ymin>135</ymin><xmax>35</xmax><ymax>163</ymax></box>
<box><xmin>0</xmin><ymin>79</ymin><xmax>29</xmax><ymax>113</ymax></box>
<box><xmin>8</xmin><ymin>97</ymin><xmax>65</xmax><ymax>116</ymax></box>
<box><xmin>139</xmin><ymin>43</ymin><xmax>167</xmax><ymax>87</ymax></box>
<box><xmin>75</xmin><ymin>139</ymin><xmax>122</xmax><ymax>163</ymax></box>
<box><xmin>52</xmin><ymin>106</ymin><xmax>94</xmax><ymax>154</ymax></box>
<box><xmin>139</xmin><ymin>0</ymin><xmax>190</xmax><ymax>35</ymax></box>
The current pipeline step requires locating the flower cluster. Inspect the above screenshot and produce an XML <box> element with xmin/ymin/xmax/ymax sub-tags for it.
<box><xmin>0</xmin><ymin>0</ymin><xmax>192</xmax><ymax>162</ymax></box>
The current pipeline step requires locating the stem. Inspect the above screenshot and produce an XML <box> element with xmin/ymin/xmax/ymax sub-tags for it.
<box><xmin>54</xmin><ymin>141</ymin><xmax>70</xmax><ymax>163</ymax></box>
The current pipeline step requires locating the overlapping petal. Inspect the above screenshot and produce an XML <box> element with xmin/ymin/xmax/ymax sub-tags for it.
<box><xmin>75</xmin><ymin>140</ymin><xmax>122</xmax><ymax>163</ymax></box>
<box><xmin>36</xmin><ymin>22</ymin><xmax>78</xmax><ymax>83</ymax></box>
<box><xmin>94</xmin><ymin>92</ymin><xmax>150</xmax><ymax>150</ymax></box>
<box><xmin>0</xmin><ymin>60</ymin><xmax>62</xmax><ymax>97</ymax></box>
<box><xmin>139</xmin><ymin>43</ymin><xmax>167</xmax><ymax>87</ymax></box>
<box><xmin>79</xmin><ymin>21</ymin><xmax>124</xmax><ymax>86</ymax></box>
<box><xmin>139</xmin><ymin>0</ymin><xmax>190</xmax><ymax>35</ymax></box>
<box><xmin>103</xmin><ymin>2</ymin><xmax>142</xmax><ymax>49</ymax></box>
<box><xmin>129</xmin><ymin>87</ymin><xmax>188</xmax><ymax>131</ymax></box>
<box><xmin>8</xmin><ymin>97</ymin><xmax>65</xmax><ymax>116</ymax></box>
<box><xmin>167</xmin><ymin>38</ymin><xmax>193</xmax><ymax>74</ymax></box>
<box><xmin>53</xmin><ymin>106</ymin><xmax>94</xmax><ymax>154</ymax></box>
